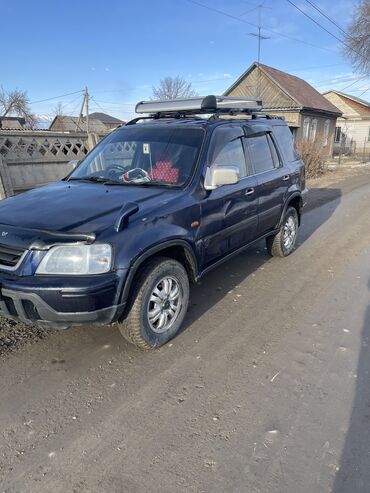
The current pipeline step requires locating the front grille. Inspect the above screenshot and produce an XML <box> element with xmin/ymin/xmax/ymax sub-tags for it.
<box><xmin>0</xmin><ymin>244</ymin><xmax>25</xmax><ymax>268</ymax></box>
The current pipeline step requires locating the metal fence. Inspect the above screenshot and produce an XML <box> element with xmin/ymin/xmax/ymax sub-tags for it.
<box><xmin>0</xmin><ymin>130</ymin><xmax>93</xmax><ymax>199</ymax></box>
<box><xmin>333</xmin><ymin>140</ymin><xmax>370</xmax><ymax>163</ymax></box>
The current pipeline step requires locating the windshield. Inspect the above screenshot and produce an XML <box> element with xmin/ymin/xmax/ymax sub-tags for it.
<box><xmin>69</xmin><ymin>126</ymin><xmax>204</xmax><ymax>187</ymax></box>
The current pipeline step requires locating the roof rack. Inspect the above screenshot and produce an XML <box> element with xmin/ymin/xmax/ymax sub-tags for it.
<box><xmin>135</xmin><ymin>95</ymin><xmax>262</xmax><ymax>117</ymax></box>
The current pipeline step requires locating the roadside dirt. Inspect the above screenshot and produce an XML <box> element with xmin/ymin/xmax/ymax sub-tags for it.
<box><xmin>0</xmin><ymin>318</ymin><xmax>46</xmax><ymax>356</ymax></box>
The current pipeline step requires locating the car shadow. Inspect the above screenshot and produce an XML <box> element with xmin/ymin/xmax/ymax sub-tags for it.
<box><xmin>332</xmin><ymin>277</ymin><xmax>370</xmax><ymax>492</ymax></box>
<box><xmin>183</xmin><ymin>187</ymin><xmax>342</xmax><ymax>330</ymax></box>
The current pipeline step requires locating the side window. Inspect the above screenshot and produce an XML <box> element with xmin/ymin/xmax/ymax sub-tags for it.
<box><xmin>209</xmin><ymin>126</ymin><xmax>247</xmax><ymax>178</ymax></box>
<box><xmin>272</xmin><ymin>125</ymin><xmax>299</xmax><ymax>162</ymax></box>
<box><xmin>246</xmin><ymin>134</ymin><xmax>276</xmax><ymax>174</ymax></box>
<box><xmin>267</xmin><ymin>135</ymin><xmax>280</xmax><ymax>167</ymax></box>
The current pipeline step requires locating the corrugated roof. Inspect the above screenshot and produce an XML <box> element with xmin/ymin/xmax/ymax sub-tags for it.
<box><xmin>49</xmin><ymin>115</ymin><xmax>108</xmax><ymax>133</ymax></box>
<box><xmin>89</xmin><ymin>112</ymin><xmax>123</xmax><ymax>124</ymax></box>
<box><xmin>225</xmin><ymin>62</ymin><xmax>342</xmax><ymax>116</ymax></box>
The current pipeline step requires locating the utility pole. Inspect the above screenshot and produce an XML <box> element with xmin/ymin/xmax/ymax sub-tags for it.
<box><xmin>85</xmin><ymin>86</ymin><xmax>89</xmax><ymax>134</ymax></box>
<box><xmin>248</xmin><ymin>4</ymin><xmax>271</xmax><ymax>99</ymax></box>
<box><xmin>76</xmin><ymin>87</ymin><xmax>90</xmax><ymax>134</ymax></box>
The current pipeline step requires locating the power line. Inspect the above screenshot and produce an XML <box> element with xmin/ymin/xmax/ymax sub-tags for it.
<box><xmin>286</xmin><ymin>0</ymin><xmax>364</xmax><ymax>60</ymax></box>
<box><xmin>30</xmin><ymin>90</ymin><xmax>84</xmax><ymax>105</ymax></box>
<box><xmin>358</xmin><ymin>87</ymin><xmax>370</xmax><ymax>97</ymax></box>
<box><xmin>91</xmin><ymin>98</ymin><xmax>137</xmax><ymax>106</ymax></box>
<box><xmin>185</xmin><ymin>0</ymin><xmax>339</xmax><ymax>54</ymax></box>
<box><xmin>339</xmin><ymin>75</ymin><xmax>368</xmax><ymax>91</ymax></box>
<box><xmin>304</xmin><ymin>0</ymin><xmax>353</xmax><ymax>39</ymax></box>
<box><xmin>240</xmin><ymin>4</ymin><xmax>260</xmax><ymax>17</ymax></box>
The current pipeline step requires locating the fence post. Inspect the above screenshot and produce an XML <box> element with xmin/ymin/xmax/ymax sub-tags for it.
<box><xmin>0</xmin><ymin>155</ymin><xmax>14</xmax><ymax>199</ymax></box>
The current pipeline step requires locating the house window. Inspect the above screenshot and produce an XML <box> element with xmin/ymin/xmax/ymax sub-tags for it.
<box><xmin>303</xmin><ymin>117</ymin><xmax>310</xmax><ymax>140</ymax></box>
<box><xmin>310</xmin><ymin>119</ymin><xmax>318</xmax><ymax>141</ymax></box>
<box><xmin>323</xmin><ymin>119</ymin><xmax>330</xmax><ymax>147</ymax></box>
<box><xmin>334</xmin><ymin>127</ymin><xmax>341</xmax><ymax>143</ymax></box>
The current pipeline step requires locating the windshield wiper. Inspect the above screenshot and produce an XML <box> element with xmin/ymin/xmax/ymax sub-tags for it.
<box><xmin>139</xmin><ymin>180</ymin><xmax>180</xmax><ymax>188</ymax></box>
<box><xmin>103</xmin><ymin>180</ymin><xmax>179</xmax><ymax>188</ymax></box>
<box><xmin>68</xmin><ymin>176</ymin><xmax>109</xmax><ymax>183</ymax></box>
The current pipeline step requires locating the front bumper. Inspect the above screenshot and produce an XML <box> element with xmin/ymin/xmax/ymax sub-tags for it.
<box><xmin>0</xmin><ymin>271</ymin><xmax>127</xmax><ymax>330</ymax></box>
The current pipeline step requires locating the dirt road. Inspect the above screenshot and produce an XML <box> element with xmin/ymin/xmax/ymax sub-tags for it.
<box><xmin>1</xmin><ymin>170</ymin><xmax>370</xmax><ymax>493</ymax></box>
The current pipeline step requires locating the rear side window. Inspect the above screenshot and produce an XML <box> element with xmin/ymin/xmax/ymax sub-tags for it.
<box><xmin>273</xmin><ymin>125</ymin><xmax>299</xmax><ymax>162</ymax></box>
<box><xmin>246</xmin><ymin>134</ymin><xmax>276</xmax><ymax>174</ymax></box>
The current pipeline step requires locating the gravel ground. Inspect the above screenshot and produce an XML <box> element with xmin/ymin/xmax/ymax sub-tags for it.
<box><xmin>0</xmin><ymin>317</ymin><xmax>46</xmax><ymax>356</ymax></box>
<box><xmin>1</xmin><ymin>169</ymin><xmax>370</xmax><ymax>492</ymax></box>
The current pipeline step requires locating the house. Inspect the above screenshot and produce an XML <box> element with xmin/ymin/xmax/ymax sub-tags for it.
<box><xmin>49</xmin><ymin>115</ymin><xmax>111</xmax><ymax>134</ymax></box>
<box><xmin>0</xmin><ymin>116</ymin><xmax>26</xmax><ymax>130</ymax></box>
<box><xmin>224</xmin><ymin>62</ymin><xmax>342</xmax><ymax>157</ymax></box>
<box><xmin>322</xmin><ymin>90</ymin><xmax>370</xmax><ymax>158</ymax></box>
<box><xmin>89</xmin><ymin>112</ymin><xmax>124</xmax><ymax>130</ymax></box>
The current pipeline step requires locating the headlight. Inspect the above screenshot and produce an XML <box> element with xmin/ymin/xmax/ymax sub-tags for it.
<box><xmin>36</xmin><ymin>244</ymin><xmax>112</xmax><ymax>275</ymax></box>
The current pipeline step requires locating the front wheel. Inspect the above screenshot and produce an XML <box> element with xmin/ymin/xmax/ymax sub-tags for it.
<box><xmin>118</xmin><ymin>257</ymin><xmax>190</xmax><ymax>350</ymax></box>
<box><xmin>266</xmin><ymin>206</ymin><xmax>299</xmax><ymax>257</ymax></box>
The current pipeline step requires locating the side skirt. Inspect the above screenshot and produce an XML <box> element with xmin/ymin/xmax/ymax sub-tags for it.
<box><xmin>197</xmin><ymin>229</ymin><xmax>280</xmax><ymax>280</ymax></box>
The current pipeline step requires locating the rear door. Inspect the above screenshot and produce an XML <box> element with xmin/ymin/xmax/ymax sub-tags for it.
<box><xmin>244</xmin><ymin>131</ymin><xmax>290</xmax><ymax>235</ymax></box>
<box><xmin>199</xmin><ymin>125</ymin><xmax>258</xmax><ymax>266</ymax></box>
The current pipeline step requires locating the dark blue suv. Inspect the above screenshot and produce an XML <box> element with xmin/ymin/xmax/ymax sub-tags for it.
<box><xmin>0</xmin><ymin>96</ymin><xmax>306</xmax><ymax>349</ymax></box>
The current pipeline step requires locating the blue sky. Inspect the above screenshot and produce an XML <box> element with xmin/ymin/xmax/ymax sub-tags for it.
<box><xmin>2</xmin><ymin>0</ymin><xmax>368</xmax><ymax>121</ymax></box>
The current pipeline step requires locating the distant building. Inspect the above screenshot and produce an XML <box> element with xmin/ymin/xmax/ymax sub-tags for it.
<box><xmin>49</xmin><ymin>115</ymin><xmax>111</xmax><ymax>134</ymax></box>
<box><xmin>224</xmin><ymin>62</ymin><xmax>342</xmax><ymax>157</ymax></box>
<box><xmin>322</xmin><ymin>90</ymin><xmax>370</xmax><ymax>157</ymax></box>
<box><xmin>0</xmin><ymin>116</ymin><xmax>26</xmax><ymax>130</ymax></box>
<box><xmin>49</xmin><ymin>113</ymin><xmax>124</xmax><ymax>133</ymax></box>
<box><xmin>89</xmin><ymin>112</ymin><xmax>124</xmax><ymax>130</ymax></box>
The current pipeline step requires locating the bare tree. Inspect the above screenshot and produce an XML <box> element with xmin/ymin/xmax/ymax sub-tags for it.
<box><xmin>152</xmin><ymin>76</ymin><xmax>197</xmax><ymax>100</ymax></box>
<box><xmin>53</xmin><ymin>101</ymin><xmax>64</xmax><ymax>117</ymax></box>
<box><xmin>343</xmin><ymin>0</ymin><xmax>370</xmax><ymax>75</ymax></box>
<box><xmin>0</xmin><ymin>87</ymin><xmax>37</xmax><ymax>128</ymax></box>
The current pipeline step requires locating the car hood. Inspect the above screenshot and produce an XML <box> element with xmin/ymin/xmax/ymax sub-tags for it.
<box><xmin>0</xmin><ymin>181</ymin><xmax>179</xmax><ymax>234</ymax></box>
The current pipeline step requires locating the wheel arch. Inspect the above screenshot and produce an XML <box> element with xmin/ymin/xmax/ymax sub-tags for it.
<box><xmin>281</xmin><ymin>193</ymin><xmax>303</xmax><ymax>226</ymax></box>
<box><xmin>119</xmin><ymin>240</ymin><xmax>198</xmax><ymax>314</ymax></box>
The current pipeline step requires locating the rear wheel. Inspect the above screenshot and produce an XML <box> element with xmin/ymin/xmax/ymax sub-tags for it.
<box><xmin>266</xmin><ymin>206</ymin><xmax>299</xmax><ymax>257</ymax></box>
<box><xmin>118</xmin><ymin>257</ymin><xmax>190</xmax><ymax>350</ymax></box>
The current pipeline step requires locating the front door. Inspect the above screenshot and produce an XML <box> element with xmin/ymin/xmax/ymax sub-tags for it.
<box><xmin>198</xmin><ymin>125</ymin><xmax>259</xmax><ymax>267</ymax></box>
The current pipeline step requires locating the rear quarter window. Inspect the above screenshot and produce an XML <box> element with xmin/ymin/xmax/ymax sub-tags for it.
<box><xmin>273</xmin><ymin>125</ymin><xmax>299</xmax><ymax>162</ymax></box>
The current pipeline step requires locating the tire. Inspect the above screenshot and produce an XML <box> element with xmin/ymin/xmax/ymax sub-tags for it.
<box><xmin>118</xmin><ymin>257</ymin><xmax>190</xmax><ymax>350</ymax></box>
<box><xmin>266</xmin><ymin>206</ymin><xmax>299</xmax><ymax>257</ymax></box>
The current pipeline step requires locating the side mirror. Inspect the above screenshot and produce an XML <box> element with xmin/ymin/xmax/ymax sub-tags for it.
<box><xmin>204</xmin><ymin>165</ymin><xmax>240</xmax><ymax>190</ymax></box>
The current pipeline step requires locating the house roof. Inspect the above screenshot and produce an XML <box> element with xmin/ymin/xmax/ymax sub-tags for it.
<box><xmin>224</xmin><ymin>62</ymin><xmax>342</xmax><ymax>116</ymax></box>
<box><xmin>89</xmin><ymin>112</ymin><xmax>123</xmax><ymax>125</ymax></box>
<box><xmin>49</xmin><ymin>115</ymin><xmax>109</xmax><ymax>133</ymax></box>
<box><xmin>0</xmin><ymin>116</ymin><xmax>26</xmax><ymax>129</ymax></box>
<box><xmin>322</xmin><ymin>90</ymin><xmax>370</xmax><ymax>109</ymax></box>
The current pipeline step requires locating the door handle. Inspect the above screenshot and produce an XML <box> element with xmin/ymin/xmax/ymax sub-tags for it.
<box><xmin>245</xmin><ymin>188</ymin><xmax>255</xmax><ymax>196</ymax></box>
<box><xmin>283</xmin><ymin>175</ymin><xmax>290</xmax><ymax>181</ymax></box>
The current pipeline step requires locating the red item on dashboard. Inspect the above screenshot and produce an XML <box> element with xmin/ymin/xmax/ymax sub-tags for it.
<box><xmin>149</xmin><ymin>161</ymin><xmax>179</xmax><ymax>183</ymax></box>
